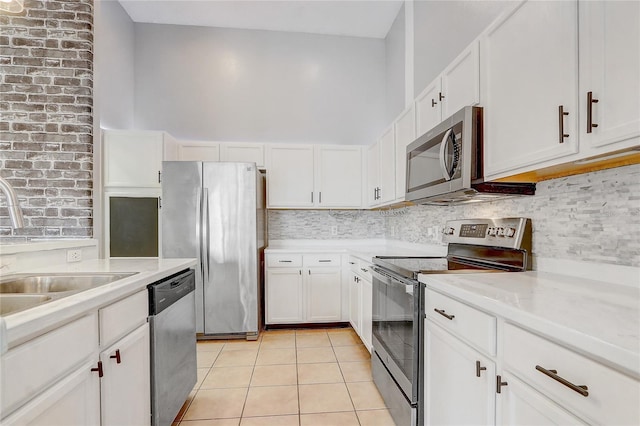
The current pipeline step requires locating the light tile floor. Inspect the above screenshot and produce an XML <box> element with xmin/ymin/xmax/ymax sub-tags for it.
<box><xmin>173</xmin><ymin>327</ymin><xmax>396</xmax><ymax>426</ymax></box>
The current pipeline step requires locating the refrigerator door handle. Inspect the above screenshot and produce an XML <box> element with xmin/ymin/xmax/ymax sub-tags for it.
<box><xmin>196</xmin><ymin>188</ymin><xmax>205</xmax><ymax>287</ymax></box>
<box><xmin>203</xmin><ymin>188</ymin><xmax>211</xmax><ymax>283</ymax></box>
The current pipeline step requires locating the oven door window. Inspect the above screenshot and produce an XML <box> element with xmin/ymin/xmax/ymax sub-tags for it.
<box><xmin>372</xmin><ymin>271</ymin><xmax>417</xmax><ymax>383</ymax></box>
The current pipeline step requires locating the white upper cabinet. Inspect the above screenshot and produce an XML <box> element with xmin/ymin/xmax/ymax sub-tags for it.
<box><xmin>394</xmin><ymin>105</ymin><xmax>416</xmax><ymax>203</ymax></box>
<box><xmin>266</xmin><ymin>144</ymin><xmax>362</xmax><ymax>209</ymax></box>
<box><xmin>177</xmin><ymin>141</ymin><xmax>220</xmax><ymax>161</ymax></box>
<box><xmin>266</xmin><ymin>144</ymin><xmax>315</xmax><ymax>208</ymax></box>
<box><xmin>103</xmin><ymin>130</ymin><xmax>177</xmax><ymax>188</ymax></box>
<box><xmin>316</xmin><ymin>145</ymin><xmax>363</xmax><ymax>208</ymax></box>
<box><xmin>578</xmin><ymin>0</ymin><xmax>640</xmax><ymax>154</ymax></box>
<box><xmin>416</xmin><ymin>41</ymin><xmax>480</xmax><ymax>138</ymax></box>
<box><xmin>367</xmin><ymin>126</ymin><xmax>396</xmax><ymax>207</ymax></box>
<box><xmin>482</xmin><ymin>0</ymin><xmax>579</xmax><ymax>178</ymax></box>
<box><xmin>220</xmin><ymin>142</ymin><xmax>265</xmax><ymax>167</ymax></box>
<box><xmin>441</xmin><ymin>40</ymin><xmax>480</xmax><ymax>120</ymax></box>
<box><xmin>416</xmin><ymin>79</ymin><xmax>442</xmax><ymax>137</ymax></box>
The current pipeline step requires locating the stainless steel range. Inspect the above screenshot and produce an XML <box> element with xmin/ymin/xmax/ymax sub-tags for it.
<box><xmin>371</xmin><ymin>218</ymin><xmax>532</xmax><ymax>426</ymax></box>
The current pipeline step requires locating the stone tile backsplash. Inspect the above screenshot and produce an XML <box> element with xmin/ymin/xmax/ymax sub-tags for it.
<box><xmin>0</xmin><ymin>0</ymin><xmax>94</xmax><ymax>242</ymax></box>
<box><xmin>269</xmin><ymin>164</ymin><xmax>640</xmax><ymax>267</ymax></box>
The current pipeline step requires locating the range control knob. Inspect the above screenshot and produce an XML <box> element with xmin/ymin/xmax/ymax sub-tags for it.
<box><xmin>497</xmin><ymin>227</ymin><xmax>505</xmax><ymax>237</ymax></box>
<box><xmin>444</xmin><ymin>227</ymin><xmax>455</xmax><ymax>235</ymax></box>
<box><xmin>505</xmin><ymin>227</ymin><xmax>516</xmax><ymax>238</ymax></box>
<box><xmin>487</xmin><ymin>227</ymin><xmax>497</xmax><ymax>236</ymax></box>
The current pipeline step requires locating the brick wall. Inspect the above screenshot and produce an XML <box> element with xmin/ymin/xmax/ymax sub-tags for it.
<box><xmin>0</xmin><ymin>0</ymin><xmax>94</xmax><ymax>242</ymax></box>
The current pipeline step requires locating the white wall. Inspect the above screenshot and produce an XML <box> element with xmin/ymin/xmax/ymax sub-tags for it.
<box><xmin>413</xmin><ymin>0</ymin><xmax>509</xmax><ymax>97</ymax></box>
<box><xmin>94</xmin><ymin>0</ymin><xmax>135</xmax><ymax>130</ymax></box>
<box><xmin>134</xmin><ymin>24</ymin><xmax>386</xmax><ymax>146</ymax></box>
<box><xmin>385</xmin><ymin>4</ymin><xmax>406</xmax><ymax>123</ymax></box>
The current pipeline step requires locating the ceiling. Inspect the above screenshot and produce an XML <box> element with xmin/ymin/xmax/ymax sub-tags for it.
<box><xmin>117</xmin><ymin>0</ymin><xmax>405</xmax><ymax>39</ymax></box>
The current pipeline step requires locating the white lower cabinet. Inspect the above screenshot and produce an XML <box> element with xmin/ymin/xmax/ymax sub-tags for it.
<box><xmin>1</xmin><ymin>290</ymin><xmax>152</xmax><ymax>426</ymax></box>
<box><xmin>100</xmin><ymin>323</ymin><xmax>151</xmax><ymax>426</ymax></box>
<box><xmin>265</xmin><ymin>253</ymin><xmax>342</xmax><ymax>325</ymax></box>
<box><xmin>498</xmin><ymin>372</ymin><xmax>585</xmax><ymax>425</ymax></box>
<box><xmin>2</xmin><ymin>360</ymin><xmax>100</xmax><ymax>426</ymax></box>
<box><xmin>425</xmin><ymin>320</ymin><xmax>496</xmax><ymax>426</ymax></box>
<box><xmin>348</xmin><ymin>256</ymin><xmax>373</xmax><ymax>352</ymax></box>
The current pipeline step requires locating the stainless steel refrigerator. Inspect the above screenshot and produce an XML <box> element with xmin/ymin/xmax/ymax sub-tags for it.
<box><xmin>161</xmin><ymin>161</ymin><xmax>266</xmax><ymax>339</ymax></box>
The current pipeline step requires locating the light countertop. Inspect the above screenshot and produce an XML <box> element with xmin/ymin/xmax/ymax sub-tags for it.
<box><xmin>266</xmin><ymin>239</ymin><xmax>448</xmax><ymax>263</ymax></box>
<box><xmin>1</xmin><ymin>257</ymin><xmax>197</xmax><ymax>350</ymax></box>
<box><xmin>420</xmin><ymin>270</ymin><xmax>640</xmax><ymax>378</ymax></box>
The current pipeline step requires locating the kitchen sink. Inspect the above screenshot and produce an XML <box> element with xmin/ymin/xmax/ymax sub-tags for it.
<box><xmin>0</xmin><ymin>272</ymin><xmax>137</xmax><ymax>316</ymax></box>
<box><xmin>0</xmin><ymin>294</ymin><xmax>53</xmax><ymax>316</ymax></box>
<box><xmin>0</xmin><ymin>273</ymin><xmax>136</xmax><ymax>294</ymax></box>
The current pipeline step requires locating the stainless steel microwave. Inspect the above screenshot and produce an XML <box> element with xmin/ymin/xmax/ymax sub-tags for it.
<box><xmin>405</xmin><ymin>106</ymin><xmax>535</xmax><ymax>205</ymax></box>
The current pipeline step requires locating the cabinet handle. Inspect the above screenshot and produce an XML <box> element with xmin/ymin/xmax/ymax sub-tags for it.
<box><xmin>476</xmin><ymin>360</ymin><xmax>487</xmax><ymax>377</ymax></box>
<box><xmin>158</xmin><ymin>171</ymin><xmax>161</xmax><ymax>183</ymax></box>
<box><xmin>91</xmin><ymin>361</ymin><xmax>104</xmax><ymax>378</ymax></box>
<box><xmin>279</xmin><ymin>260</ymin><xmax>292</xmax><ymax>263</ymax></box>
<box><xmin>431</xmin><ymin>99</ymin><xmax>437</xmax><ymax>107</ymax></box>
<box><xmin>535</xmin><ymin>365</ymin><xmax>589</xmax><ymax>397</ymax></box>
<box><xmin>361</xmin><ymin>268</ymin><xmax>368</xmax><ymax>273</ymax></box>
<box><xmin>496</xmin><ymin>375</ymin><xmax>508</xmax><ymax>393</ymax></box>
<box><xmin>308</xmin><ymin>269</ymin><xmax>311</xmax><ymax>275</ymax></box>
<box><xmin>434</xmin><ymin>308</ymin><xmax>455</xmax><ymax>320</ymax></box>
<box><xmin>349</xmin><ymin>262</ymin><xmax>355</xmax><ymax>265</ymax></box>
<box><xmin>318</xmin><ymin>260</ymin><xmax>331</xmax><ymax>263</ymax></box>
<box><xmin>439</xmin><ymin>92</ymin><xmax>445</xmax><ymax>101</ymax></box>
<box><xmin>587</xmin><ymin>91</ymin><xmax>599</xmax><ymax>133</ymax></box>
<box><xmin>558</xmin><ymin>105</ymin><xmax>569</xmax><ymax>143</ymax></box>
<box><xmin>110</xmin><ymin>349</ymin><xmax>122</xmax><ymax>364</ymax></box>
<box><xmin>319</xmin><ymin>192</ymin><xmax>322</xmax><ymax>203</ymax></box>
<box><xmin>299</xmin><ymin>270</ymin><xmax>302</xmax><ymax>275</ymax></box>
<box><xmin>311</xmin><ymin>192</ymin><xmax>314</xmax><ymax>203</ymax></box>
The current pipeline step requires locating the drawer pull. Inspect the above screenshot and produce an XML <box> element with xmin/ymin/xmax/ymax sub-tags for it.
<box><xmin>91</xmin><ymin>361</ymin><xmax>104</xmax><ymax>378</ymax></box>
<box><xmin>110</xmin><ymin>349</ymin><xmax>122</xmax><ymax>364</ymax></box>
<box><xmin>361</xmin><ymin>268</ymin><xmax>368</xmax><ymax>273</ymax></box>
<box><xmin>475</xmin><ymin>360</ymin><xmax>487</xmax><ymax>377</ymax></box>
<box><xmin>278</xmin><ymin>260</ymin><xmax>292</xmax><ymax>263</ymax></box>
<box><xmin>349</xmin><ymin>262</ymin><xmax>355</xmax><ymax>265</ymax></box>
<box><xmin>496</xmin><ymin>375</ymin><xmax>508</xmax><ymax>393</ymax></box>
<box><xmin>434</xmin><ymin>308</ymin><xmax>455</xmax><ymax>320</ymax></box>
<box><xmin>535</xmin><ymin>365</ymin><xmax>589</xmax><ymax>397</ymax></box>
<box><xmin>318</xmin><ymin>260</ymin><xmax>332</xmax><ymax>263</ymax></box>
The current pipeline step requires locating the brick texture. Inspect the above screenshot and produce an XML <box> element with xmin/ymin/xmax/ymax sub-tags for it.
<box><xmin>0</xmin><ymin>0</ymin><xmax>93</xmax><ymax>241</ymax></box>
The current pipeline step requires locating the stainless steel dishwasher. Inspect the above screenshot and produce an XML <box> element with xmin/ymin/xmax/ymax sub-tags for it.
<box><xmin>148</xmin><ymin>269</ymin><xmax>197</xmax><ymax>426</ymax></box>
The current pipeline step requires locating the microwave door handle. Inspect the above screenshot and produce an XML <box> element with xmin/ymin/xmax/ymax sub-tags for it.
<box><xmin>439</xmin><ymin>128</ymin><xmax>453</xmax><ymax>181</ymax></box>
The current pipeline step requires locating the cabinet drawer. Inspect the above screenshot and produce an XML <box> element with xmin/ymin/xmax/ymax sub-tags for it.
<box><xmin>425</xmin><ymin>289</ymin><xmax>496</xmax><ymax>355</ymax></box>
<box><xmin>304</xmin><ymin>254</ymin><xmax>341</xmax><ymax>267</ymax></box>
<box><xmin>503</xmin><ymin>323</ymin><xmax>640</xmax><ymax>425</ymax></box>
<box><xmin>266</xmin><ymin>254</ymin><xmax>303</xmax><ymax>268</ymax></box>
<box><xmin>1</xmin><ymin>313</ymin><xmax>98</xmax><ymax>416</ymax></box>
<box><xmin>99</xmin><ymin>290</ymin><xmax>148</xmax><ymax>348</ymax></box>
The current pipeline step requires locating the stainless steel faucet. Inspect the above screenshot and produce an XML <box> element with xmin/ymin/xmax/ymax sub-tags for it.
<box><xmin>0</xmin><ymin>176</ymin><xmax>25</xmax><ymax>228</ymax></box>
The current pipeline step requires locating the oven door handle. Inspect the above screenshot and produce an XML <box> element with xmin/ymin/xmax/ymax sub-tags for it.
<box><xmin>371</xmin><ymin>267</ymin><xmax>416</xmax><ymax>293</ymax></box>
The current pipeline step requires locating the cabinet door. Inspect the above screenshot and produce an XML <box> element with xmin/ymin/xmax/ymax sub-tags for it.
<box><xmin>306</xmin><ymin>268</ymin><xmax>342</xmax><ymax>322</ymax></box>
<box><xmin>177</xmin><ymin>141</ymin><xmax>220</xmax><ymax>161</ymax></box>
<box><xmin>360</xmin><ymin>277</ymin><xmax>372</xmax><ymax>353</ymax></box>
<box><xmin>498</xmin><ymin>372</ymin><xmax>586</xmax><ymax>425</ymax></box>
<box><xmin>220</xmin><ymin>143</ymin><xmax>265</xmax><ymax>167</ymax></box>
<box><xmin>579</xmin><ymin>0</ymin><xmax>640</xmax><ymax>151</ymax></box>
<box><xmin>425</xmin><ymin>321</ymin><xmax>496</xmax><ymax>426</ymax></box>
<box><xmin>100</xmin><ymin>324</ymin><xmax>151</xmax><ymax>426</ymax></box>
<box><xmin>482</xmin><ymin>0</ymin><xmax>579</xmax><ymax>177</ymax></box>
<box><xmin>103</xmin><ymin>130</ymin><xmax>164</xmax><ymax>188</ymax></box>
<box><xmin>366</xmin><ymin>143</ymin><xmax>379</xmax><ymax>207</ymax></box>
<box><xmin>266</xmin><ymin>268</ymin><xmax>304</xmax><ymax>324</ymax></box>
<box><xmin>378</xmin><ymin>127</ymin><xmax>396</xmax><ymax>204</ymax></box>
<box><xmin>441</xmin><ymin>40</ymin><xmax>480</xmax><ymax>119</ymax></box>
<box><xmin>416</xmin><ymin>78</ymin><xmax>442</xmax><ymax>137</ymax></box>
<box><xmin>266</xmin><ymin>145</ymin><xmax>315</xmax><ymax>208</ymax></box>
<box><xmin>2</xmin><ymin>361</ymin><xmax>100</xmax><ymax>426</ymax></box>
<box><xmin>316</xmin><ymin>145</ymin><xmax>362</xmax><ymax>208</ymax></box>
<box><xmin>349</xmin><ymin>273</ymin><xmax>362</xmax><ymax>335</ymax></box>
<box><xmin>394</xmin><ymin>106</ymin><xmax>415</xmax><ymax>202</ymax></box>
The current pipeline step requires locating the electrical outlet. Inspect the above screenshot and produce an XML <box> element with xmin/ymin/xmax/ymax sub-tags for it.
<box><xmin>331</xmin><ymin>226</ymin><xmax>338</xmax><ymax>236</ymax></box>
<box><xmin>67</xmin><ymin>249</ymin><xmax>82</xmax><ymax>263</ymax></box>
